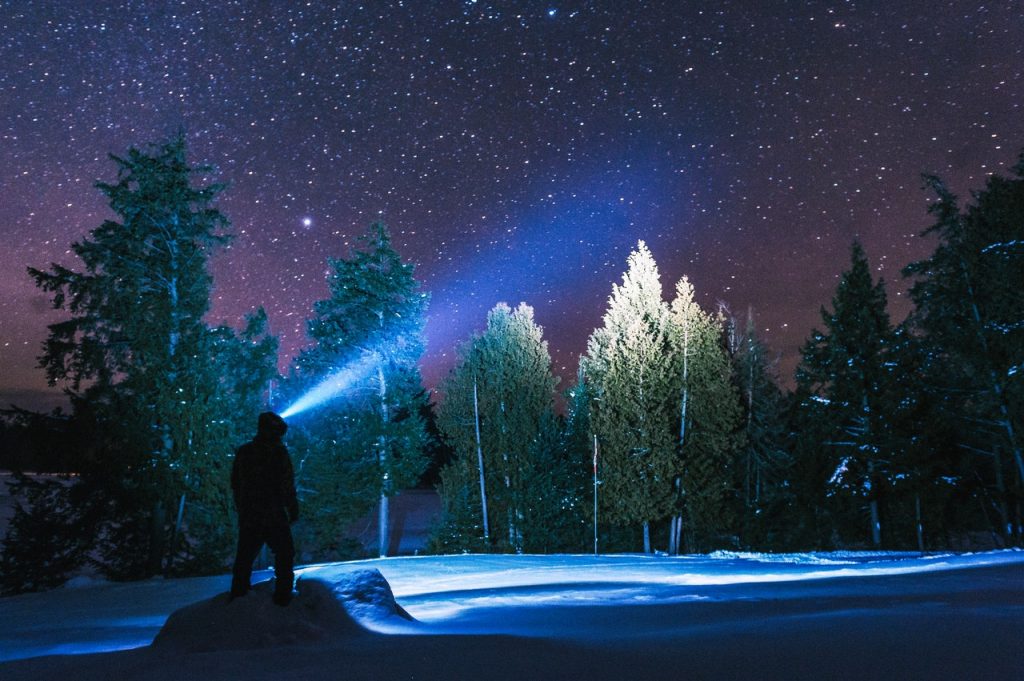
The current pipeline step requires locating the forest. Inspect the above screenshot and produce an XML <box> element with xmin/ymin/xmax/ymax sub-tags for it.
<box><xmin>1</xmin><ymin>136</ymin><xmax>1021</xmax><ymax>595</ymax></box>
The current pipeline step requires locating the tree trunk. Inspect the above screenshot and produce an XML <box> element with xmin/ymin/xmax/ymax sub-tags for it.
<box><xmin>915</xmin><ymin>493</ymin><xmax>924</xmax><ymax>554</ymax></box>
<box><xmin>679</xmin><ymin>324</ymin><xmax>689</xmax><ymax>444</ymax></box>
<box><xmin>593</xmin><ymin>434</ymin><xmax>599</xmax><ymax>557</ymax></box>
<box><xmin>164</xmin><ymin>492</ymin><xmax>187</xmax><ymax>575</ymax></box>
<box><xmin>379</xmin><ymin>492</ymin><xmax>390</xmax><ymax>558</ymax></box>
<box><xmin>668</xmin><ymin>515</ymin><xmax>683</xmax><ymax>555</ymax></box>
<box><xmin>473</xmin><ymin>378</ymin><xmax>490</xmax><ymax>543</ymax></box>
<box><xmin>377</xmin><ymin>364</ymin><xmax>390</xmax><ymax>558</ymax></box>
<box><xmin>674</xmin><ymin>324</ymin><xmax>689</xmax><ymax>557</ymax></box>
<box><xmin>147</xmin><ymin>500</ymin><xmax>166</xmax><ymax>577</ymax></box>
<box><xmin>993</xmin><ymin>448</ymin><xmax>1011</xmax><ymax>543</ymax></box>
<box><xmin>643</xmin><ymin>521</ymin><xmax>651</xmax><ymax>553</ymax></box>
<box><xmin>867</xmin><ymin>460</ymin><xmax>881</xmax><ymax>548</ymax></box>
<box><xmin>745</xmin><ymin>325</ymin><xmax>754</xmax><ymax>507</ymax></box>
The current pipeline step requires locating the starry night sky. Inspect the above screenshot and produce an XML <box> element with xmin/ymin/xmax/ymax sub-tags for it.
<box><xmin>2</xmin><ymin>1</ymin><xmax>1022</xmax><ymax>410</ymax></box>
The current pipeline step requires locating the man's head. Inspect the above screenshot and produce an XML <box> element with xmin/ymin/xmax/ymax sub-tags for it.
<box><xmin>257</xmin><ymin>411</ymin><xmax>288</xmax><ymax>440</ymax></box>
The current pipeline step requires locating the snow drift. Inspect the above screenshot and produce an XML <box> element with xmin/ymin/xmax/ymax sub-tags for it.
<box><xmin>151</xmin><ymin>569</ymin><xmax>413</xmax><ymax>652</ymax></box>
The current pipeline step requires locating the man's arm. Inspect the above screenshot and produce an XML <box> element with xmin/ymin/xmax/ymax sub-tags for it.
<box><xmin>280</xmin><ymin>446</ymin><xmax>299</xmax><ymax>523</ymax></box>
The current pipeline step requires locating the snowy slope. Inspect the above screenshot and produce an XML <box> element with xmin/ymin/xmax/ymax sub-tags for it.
<box><xmin>1</xmin><ymin>550</ymin><xmax>1022</xmax><ymax>680</ymax></box>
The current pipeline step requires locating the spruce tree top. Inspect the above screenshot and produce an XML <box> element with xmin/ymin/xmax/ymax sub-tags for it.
<box><xmin>28</xmin><ymin>135</ymin><xmax>229</xmax><ymax>390</ymax></box>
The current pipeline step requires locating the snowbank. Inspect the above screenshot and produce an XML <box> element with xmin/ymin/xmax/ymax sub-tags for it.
<box><xmin>151</xmin><ymin>569</ymin><xmax>413</xmax><ymax>652</ymax></box>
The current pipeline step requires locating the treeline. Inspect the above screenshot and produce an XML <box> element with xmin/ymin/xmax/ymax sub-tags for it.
<box><xmin>1</xmin><ymin>136</ymin><xmax>1021</xmax><ymax>594</ymax></box>
<box><xmin>433</xmin><ymin>163</ymin><xmax>1024</xmax><ymax>554</ymax></box>
<box><xmin>0</xmin><ymin>137</ymin><xmax>433</xmax><ymax>593</ymax></box>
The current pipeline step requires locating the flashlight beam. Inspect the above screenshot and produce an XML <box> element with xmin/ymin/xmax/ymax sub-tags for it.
<box><xmin>279</xmin><ymin>352</ymin><xmax>380</xmax><ymax>419</ymax></box>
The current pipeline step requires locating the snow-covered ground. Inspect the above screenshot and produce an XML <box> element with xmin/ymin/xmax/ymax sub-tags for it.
<box><xmin>1</xmin><ymin>550</ymin><xmax>1022</xmax><ymax>679</ymax></box>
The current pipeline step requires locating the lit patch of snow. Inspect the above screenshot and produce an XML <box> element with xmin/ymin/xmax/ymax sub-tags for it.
<box><xmin>152</xmin><ymin>570</ymin><xmax>414</xmax><ymax>652</ymax></box>
<box><xmin>707</xmin><ymin>551</ymin><xmax>858</xmax><ymax>565</ymax></box>
<box><xmin>1</xmin><ymin>550</ymin><xmax>1022</xmax><ymax>670</ymax></box>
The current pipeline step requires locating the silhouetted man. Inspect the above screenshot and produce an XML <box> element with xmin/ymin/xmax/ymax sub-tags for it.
<box><xmin>231</xmin><ymin>411</ymin><xmax>299</xmax><ymax>606</ymax></box>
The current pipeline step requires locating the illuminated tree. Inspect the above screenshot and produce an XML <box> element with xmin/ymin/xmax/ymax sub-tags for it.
<box><xmin>287</xmin><ymin>223</ymin><xmax>430</xmax><ymax>559</ymax></box>
<box><xmin>667</xmin><ymin>276</ymin><xmax>743</xmax><ymax>552</ymax></box>
<box><xmin>434</xmin><ymin>303</ymin><xmax>561</xmax><ymax>552</ymax></box>
<box><xmin>583</xmin><ymin>242</ymin><xmax>676</xmax><ymax>553</ymax></box>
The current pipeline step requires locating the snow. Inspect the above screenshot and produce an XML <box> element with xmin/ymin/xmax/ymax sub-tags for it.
<box><xmin>828</xmin><ymin>456</ymin><xmax>851</xmax><ymax>485</ymax></box>
<box><xmin>981</xmin><ymin>239</ymin><xmax>1023</xmax><ymax>254</ymax></box>
<box><xmin>151</xmin><ymin>570</ymin><xmax>413</xmax><ymax>652</ymax></box>
<box><xmin>1</xmin><ymin>551</ymin><xmax>1022</xmax><ymax>679</ymax></box>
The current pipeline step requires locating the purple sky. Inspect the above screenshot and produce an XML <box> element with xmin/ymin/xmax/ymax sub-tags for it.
<box><xmin>2</xmin><ymin>1</ymin><xmax>1022</xmax><ymax>410</ymax></box>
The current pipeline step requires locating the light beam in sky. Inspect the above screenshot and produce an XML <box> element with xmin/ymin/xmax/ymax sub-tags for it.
<box><xmin>279</xmin><ymin>352</ymin><xmax>380</xmax><ymax>419</ymax></box>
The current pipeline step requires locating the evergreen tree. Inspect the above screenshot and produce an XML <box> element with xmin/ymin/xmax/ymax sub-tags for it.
<box><xmin>0</xmin><ymin>471</ymin><xmax>97</xmax><ymax>594</ymax></box>
<box><xmin>434</xmin><ymin>303</ymin><xmax>560</xmax><ymax>552</ymax></box>
<box><xmin>666</xmin><ymin>277</ymin><xmax>744</xmax><ymax>552</ymax></box>
<box><xmin>27</xmin><ymin>135</ymin><xmax>275</xmax><ymax>579</ymax></box>
<box><xmin>288</xmin><ymin>222</ymin><xmax>430</xmax><ymax>559</ymax></box>
<box><xmin>796</xmin><ymin>241</ymin><xmax>896</xmax><ymax>547</ymax></box>
<box><xmin>903</xmin><ymin>163</ymin><xmax>1024</xmax><ymax>544</ymax></box>
<box><xmin>729</xmin><ymin>309</ymin><xmax>792</xmax><ymax>548</ymax></box>
<box><xmin>563</xmin><ymin>364</ymin><xmax>597</xmax><ymax>553</ymax></box>
<box><xmin>165</xmin><ymin>311</ymin><xmax>277</xmax><ymax>573</ymax></box>
<box><xmin>583</xmin><ymin>242</ymin><xmax>676</xmax><ymax>553</ymax></box>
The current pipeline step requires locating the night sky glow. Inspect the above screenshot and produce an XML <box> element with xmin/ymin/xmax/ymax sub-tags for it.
<box><xmin>2</xmin><ymin>2</ymin><xmax>1023</xmax><ymax>409</ymax></box>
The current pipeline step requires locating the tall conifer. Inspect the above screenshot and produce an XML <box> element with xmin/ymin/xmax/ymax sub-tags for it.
<box><xmin>27</xmin><ymin>135</ymin><xmax>276</xmax><ymax>578</ymax></box>
<box><xmin>434</xmin><ymin>303</ymin><xmax>559</xmax><ymax>552</ymax></box>
<box><xmin>667</xmin><ymin>277</ymin><xmax>743</xmax><ymax>552</ymax></box>
<box><xmin>288</xmin><ymin>223</ymin><xmax>429</xmax><ymax>559</ymax></box>
<box><xmin>583</xmin><ymin>242</ymin><xmax>676</xmax><ymax>552</ymax></box>
<box><xmin>796</xmin><ymin>241</ymin><xmax>895</xmax><ymax>547</ymax></box>
<box><xmin>904</xmin><ymin>165</ymin><xmax>1024</xmax><ymax>544</ymax></box>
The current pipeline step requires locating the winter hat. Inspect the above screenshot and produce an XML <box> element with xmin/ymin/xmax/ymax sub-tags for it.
<box><xmin>257</xmin><ymin>411</ymin><xmax>288</xmax><ymax>438</ymax></box>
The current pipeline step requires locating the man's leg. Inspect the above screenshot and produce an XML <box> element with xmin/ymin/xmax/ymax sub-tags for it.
<box><xmin>231</xmin><ymin>519</ymin><xmax>264</xmax><ymax>598</ymax></box>
<box><xmin>265</xmin><ymin>522</ymin><xmax>295</xmax><ymax>605</ymax></box>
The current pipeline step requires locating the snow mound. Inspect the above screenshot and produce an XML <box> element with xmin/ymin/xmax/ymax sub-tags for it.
<box><xmin>707</xmin><ymin>551</ymin><xmax>858</xmax><ymax>565</ymax></box>
<box><xmin>151</xmin><ymin>569</ymin><xmax>413</xmax><ymax>652</ymax></box>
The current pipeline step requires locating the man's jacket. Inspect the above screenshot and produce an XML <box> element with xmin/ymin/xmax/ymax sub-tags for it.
<box><xmin>231</xmin><ymin>434</ymin><xmax>299</xmax><ymax>524</ymax></box>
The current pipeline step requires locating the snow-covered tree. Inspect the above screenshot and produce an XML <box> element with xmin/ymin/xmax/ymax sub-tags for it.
<box><xmin>434</xmin><ymin>303</ymin><xmax>560</xmax><ymax>552</ymax></box>
<box><xmin>666</xmin><ymin>277</ymin><xmax>743</xmax><ymax>552</ymax></box>
<box><xmin>583</xmin><ymin>242</ymin><xmax>676</xmax><ymax>553</ymax></box>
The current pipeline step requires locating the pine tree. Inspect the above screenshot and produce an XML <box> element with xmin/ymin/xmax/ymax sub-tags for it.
<box><xmin>564</xmin><ymin>364</ymin><xmax>597</xmax><ymax>553</ymax></box>
<box><xmin>796</xmin><ymin>241</ymin><xmax>895</xmax><ymax>547</ymax></box>
<box><xmin>729</xmin><ymin>309</ymin><xmax>791</xmax><ymax>548</ymax></box>
<box><xmin>288</xmin><ymin>222</ymin><xmax>430</xmax><ymax>559</ymax></box>
<box><xmin>27</xmin><ymin>135</ymin><xmax>274</xmax><ymax>579</ymax></box>
<box><xmin>583</xmin><ymin>242</ymin><xmax>677</xmax><ymax>553</ymax></box>
<box><xmin>903</xmin><ymin>163</ymin><xmax>1024</xmax><ymax>544</ymax></box>
<box><xmin>0</xmin><ymin>473</ymin><xmax>94</xmax><ymax>594</ymax></box>
<box><xmin>434</xmin><ymin>303</ymin><xmax>560</xmax><ymax>552</ymax></box>
<box><xmin>666</xmin><ymin>277</ymin><xmax>744</xmax><ymax>552</ymax></box>
<box><xmin>165</xmin><ymin>310</ymin><xmax>277</xmax><ymax>573</ymax></box>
